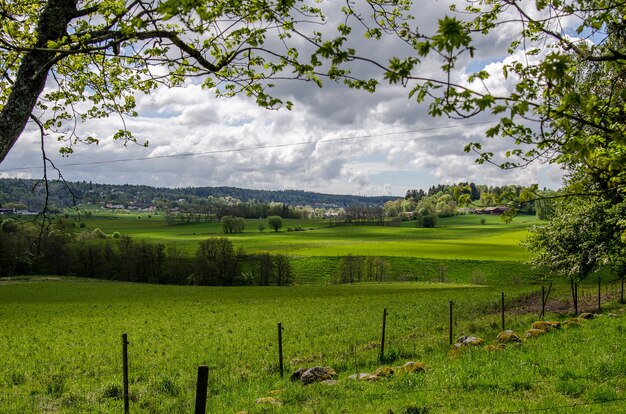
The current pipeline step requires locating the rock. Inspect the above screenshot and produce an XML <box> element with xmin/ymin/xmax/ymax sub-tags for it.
<box><xmin>400</xmin><ymin>361</ymin><xmax>430</xmax><ymax>373</ymax></box>
<box><xmin>456</xmin><ymin>336</ymin><xmax>484</xmax><ymax>347</ymax></box>
<box><xmin>564</xmin><ymin>317</ymin><xmax>582</xmax><ymax>327</ymax></box>
<box><xmin>300</xmin><ymin>366</ymin><xmax>336</xmax><ymax>385</ymax></box>
<box><xmin>255</xmin><ymin>397</ymin><xmax>281</xmax><ymax>405</ymax></box>
<box><xmin>579</xmin><ymin>312</ymin><xmax>594</xmax><ymax>319</ymax></box>
<box><xmin>525</xmin><ymin>328</ymin><xmax>547</xmax><ymax>338</ymax></box>
<box><xmin>347</xmin><ymin>373</ymin><xmax>373</xmax><ymax>381</ymax></box>
<box><xmin>531</xmin><ymin>321</ymin><xmax>561</xmax><ymax>331</ymax></box>
<box><xmin>365</xmin><ymin>375</ymin><xmax>381</xmax><ymax>382</ymax></box>
<box><xmin>496</xmin><ymin>330</ymin><xmax>521</xmax><ymax>343</ymax></box>
<box><xmin>373</xmin><ymin>366</ymin><xmax>395</xmax><ymax>378</ymax></box>
<box><xmin>484</xmin><ymin>344</ymin><xmax>506</xmax><ymax>351</ymax></box>
<box><xmin>290</xmin><ymin>368</ymin><xmax>307</xmax><ymax>382</ymax></box>
<box><xmin>320</xmin><ymin>379</ymin><xmax>339</xmax><ymax>385</ymax></box>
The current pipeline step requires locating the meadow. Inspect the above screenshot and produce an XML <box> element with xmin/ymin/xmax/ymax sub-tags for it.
<box><xmin>2</xmin><ymin>213</ymin><xmax>625</xmax><ymax>412</ymax></box>
<box><xmin>0</xmin><ymin>279</ymin><xmax>624</xmax><ymax>413</ymax></box>
<box><xmin>78</xmin><ymin>214</ymin><xmax>536</xmax><ymax>261</ymax></box>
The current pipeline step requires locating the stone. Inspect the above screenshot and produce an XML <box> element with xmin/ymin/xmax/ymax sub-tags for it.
<box><xmin>300</xmin><ymin>366</ymin><xmax>336</xmax><ymax>385</ymax></box>
<box><xmin>564</xmin><ymin>317</ymin><xmax>582</xmax><ymax>327</ymax></box>
<box><xmin>579</xmin><ymin>312</ymin><xmax>594</xmax><ymax>319</ymax></box>
<box><xmin>290</xmin><ymin>368</ymin><xmax>307</xmax><ymax>382</ymax></box>
<box><xmin>496</xmin><ymin>330</ymin><xmax>521</xmax><ymax>343</ymax></box>
<box><xmin>373</xmin><ymin>366</ymin><xmax>395</xmax><ymax>378</ymax></box>
<box><xmin>456</xmin><ymin>336</ymin><xmax>484</xmax><ymax>346</ymax></box>
<box><xmin>347</xmin><ymin>373</ymin><xmax>373</xmax><ymax>381</ymax></box>
<box><xmin>531</xmin><ymin>321</ymin><xmax>561</xmax><ymax>331</ymax></box>
<box><xmin>400</xmin><ymin>361</ymin><xmax>430</xmax><ymax>373</ymax></box>
<box><xmin>525</xmin><ymin>328</ymin><xmax>547</xmax><ymax>339</ymax></box>
<box><xmin>320</xmin><ymin>379</ymin><xmax>339</xmax><ymax>385</ymax></box>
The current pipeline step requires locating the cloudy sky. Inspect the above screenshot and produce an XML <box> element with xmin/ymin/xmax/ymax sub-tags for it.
<box><xmin>0</xmin><ymin>0</ymin><xmax>565</xmax><ymax>197</ymax></box>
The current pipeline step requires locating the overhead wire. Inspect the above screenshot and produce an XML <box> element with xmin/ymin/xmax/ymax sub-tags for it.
<box><xmin>0</xmin><ymin>120</ymin><xmax>497</xmax><ymax>172</ymax></box>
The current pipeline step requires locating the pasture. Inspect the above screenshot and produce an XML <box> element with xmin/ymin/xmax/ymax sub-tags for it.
<box><xmin>0</xmin><ymin>279</ymin><xmax>624</xmax><ymax>413</ymax></box>
<box><xmin>74</xmin><ymin>213</ymin><xmax>537</xmax><ymax>261</ymax></box>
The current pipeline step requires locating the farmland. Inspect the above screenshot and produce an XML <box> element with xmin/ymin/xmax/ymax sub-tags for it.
<box><xmin>0</xmin><ymin>279</ymin><xmax>624</xmax><ymax>413</ymax></box>
<box><xmin>1</xmin><ymin>213</ymin><xmax>625</xmax><ymax>413</ymax></box>
<box><xmin>78</xmin><ymin>213</ymin><xmax>536</xmax><ymax>261</ymax></box>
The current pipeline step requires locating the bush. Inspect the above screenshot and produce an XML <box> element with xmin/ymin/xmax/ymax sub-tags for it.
<box><xmin>92</xmin><ymin>228</ymin><xmax>107</xmax><ymax>239</ymax></box>
<box><xmin>422</xmin><ymin>215</ymin><xmax>437</xmax><ymax>228</ymax></box>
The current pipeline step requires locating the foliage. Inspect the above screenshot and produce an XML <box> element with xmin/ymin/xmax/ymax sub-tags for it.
<box><xmin>267</xmin><ymin>215</ymin><xmax>283</xmax><ymax>232</ymax></box>
<box><xmin>526</xmin><ymin>194</ymin><xmax>626</xmax><ymax>279</ymax></box>
<box><xmin>0</xmin><ymin>0</ymin><xmax>414</xmax><ymax>162</ymax></box>
<box><xmin>193</xmin><ymin>237</ymin><xmax>243</xmax><ymax>286</ymax></box>
<box><xmin>220</xmin><ymin>215</ymin><xmax>246</xmax><ymax>234</ymax></box>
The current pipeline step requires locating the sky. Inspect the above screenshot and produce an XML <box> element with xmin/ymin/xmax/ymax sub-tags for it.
<box><xmin>0</xmin><ymin>0</ymin><xmax>566</xmax><ymax>197</ymax></box>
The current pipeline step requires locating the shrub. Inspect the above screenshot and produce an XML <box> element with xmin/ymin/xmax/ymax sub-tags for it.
<box><xmin>92</xmin><ymin>228</ymin><xmax>107</xmax><ymax>239</ymax></box>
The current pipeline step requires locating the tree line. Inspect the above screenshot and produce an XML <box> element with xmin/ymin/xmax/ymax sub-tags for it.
<box><xmin>0</xmin><ymin>219</ymin><xmax>293</xmax><ymax>286</ymax></box>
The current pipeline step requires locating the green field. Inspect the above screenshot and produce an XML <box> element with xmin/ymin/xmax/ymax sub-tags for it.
<box><xmin>75</xmin><ymin>214</ymin><xmax>537</xmax><ymax>261</ymax></box>
<box><xmin>0</xmin><ymin>279</ymin><xmax>624</xmax><ymax>413</ymax></box>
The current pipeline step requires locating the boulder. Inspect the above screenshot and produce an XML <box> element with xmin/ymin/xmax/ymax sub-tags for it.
<box><xmin>373</xmin><ymin>366</ymin><xmax>395</xmax><ymax>378</ymax></box>
<box><xmin>290</xmin><ymin>367</ymin><xmax>307</xmax><ymax>382</ymax></box>
<box><xmin>525</xmin><ymin>328</ymin><xmax>547</xmax><ymax>339</ymax></box>
<box><xmin>531</xmin><ymin>321</ymin><xmax>561</xmax><ymax>331</ymax></box>
<box><xmin>400</xmin><ymin>361</ymin><xmax>430</xmax><ymax>373</ymax></box>
<box><xmin>496</xmin><ymin>330</ymin><xmax>521</xmax><ymax>343</ymax></box>
<box><xmin>300</xmin><ymin>366</ymin><xmax>336</xmax><ymax>385</ymax></box>
<box><xmin>452</xmin><ymin>336</ymin><xmax>484</xmax><ymax>350</ymax></box>
<box><xmin>564</xmin><ymin>317</ymin><xmax>582</xmax><ymax>327</ymax></box>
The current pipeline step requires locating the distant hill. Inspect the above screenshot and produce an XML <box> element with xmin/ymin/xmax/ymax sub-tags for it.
<box><xmin>0</xmin><ymin>178</ymin><xmax>397</xmax><ymax>210</ymax></box>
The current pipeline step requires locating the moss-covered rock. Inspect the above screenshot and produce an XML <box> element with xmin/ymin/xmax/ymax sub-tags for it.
<box><xmin>496</xmin><ymin>330</ymin><xmax>522</xmax><ymax>343</ymax></box>
<box><xmin>564</xmin><ymin>317</ymin><xmax>582</xmax><ymax>327</ymax></box>
<box><xmin>399</xmin><ymin>361</ymin><xmax>430</xmax><ymax>373</ymax></box>
<box><xmin>531</xmin><ymin>321</ymin><xmax>561</xmax><ymax>331</ymax></box>
<box><xmin>525</xmin><ymin>328</ymin><xmax>547</xmax><ymax>338</ymax></box>
<box><xmin>300</xmin><ymin>366</ymin><xmax>336</xmax><ymax>385</ymax></box>
<box><xmin>373</xmin><ymin>366</ymin><xmax>395</xmax><ymax>378</ymax></box>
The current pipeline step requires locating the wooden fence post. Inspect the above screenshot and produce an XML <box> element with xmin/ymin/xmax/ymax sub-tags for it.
<box><xmin>379</xmin><ymin>308</ymin><xmax>387</xmax><ymax>363</ymax></box>
<box><xmin>122</xmin><ymin>333</ymin><xmax>129</xmax><ymax>414</ymax></box>
<box><xmin>194</xmin><ymin>365</ymin><xmax>209</xmax><ymax>414</ymax></box>
<box><xmin>501</xmin><ymin>292</ymin><xmax>505</xmax><ymax>331</ymax></box>
<box><xmin>598</xmin><ymin>277</ymin><xmax>602</xmax><ymax>312</ymax></box>
<box><xmin>449</xmin><ymin>301</ymin><xmax>453</xmax><ymax>345</ymax></box>
<box><xmin>277</xmin><ymin>323</ymin><xmax>284</xmax><ymax>378</ymax></box>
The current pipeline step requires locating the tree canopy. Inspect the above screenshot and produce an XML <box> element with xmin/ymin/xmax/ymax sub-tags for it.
<box><xmin>0</xmin><ymin>0</ymin><xmax>413</xmax><ymax>163</ymax></box>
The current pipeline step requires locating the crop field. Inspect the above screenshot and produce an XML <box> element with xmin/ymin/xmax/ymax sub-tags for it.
<box><xmin>74</xmin><ymin>214</ymin><xmax>537</xmax><ymax>261</ymax></box>
<box><xmin>1</xmin><ymin>279</ymin><xmax>625</xmax><ymax>413</ymax></box>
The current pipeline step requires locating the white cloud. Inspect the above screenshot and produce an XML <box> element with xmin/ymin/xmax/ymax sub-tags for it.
<box><xmin>0</xmin><ymin>1</ymin><xmax>565</xmax><ymax>196</ymax></box>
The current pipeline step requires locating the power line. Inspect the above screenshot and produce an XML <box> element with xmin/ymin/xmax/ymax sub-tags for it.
<box><xmin>0</xmin><ymin>120</ymin><xmax>496</xmax><ymax>172</ymax></box>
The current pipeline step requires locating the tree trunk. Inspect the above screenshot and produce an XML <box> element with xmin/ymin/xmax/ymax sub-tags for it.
<box><xmin>0</xmin><ymin>0</ymin><xmax>77</xmax><ymax>163</ymax></box>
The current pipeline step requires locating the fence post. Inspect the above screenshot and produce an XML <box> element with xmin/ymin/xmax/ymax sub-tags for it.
<box><xmin>449</xmin><ymin>301</ymin><xmax>453</xmax><ymax>345</ymax></box>
<box><xmin>379</xmin><ymin>308</ymin><xmax>387</xmax><ymax>363</ymax></box>
<box><xmin>122</xmin><ymin>333</ymin><xmax>129</xmax><ymax>414</ymax></box>
<box><xmin>574</xmin><ymin>283</ymin><xmax>578</xmax><ymax>315</ymax></box>
<box><xmin>541</xmin><ymin>285</ymin><xmax>545</xmax><ymax>318</ymax></box>
<box><xmin>598</xmin><ymin>276</ymin><xmax>602</xmax><ymax>312</ymax></box>
<box><xmin>277</xmin><ymin>323</ymin><xmax>284</xmax><ymax>378</ymax></box>
<box><xmin>501</xmin><ymin>292</ymin><xmax>505</xmax><ymax>331</ymax></box>
<box><xmin>194</xmin><ymin>365</ymin><xmax>209</xmax><ymax>414</ymax></box>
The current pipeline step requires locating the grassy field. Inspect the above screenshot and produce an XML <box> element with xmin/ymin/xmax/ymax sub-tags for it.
<box><xmin>73</xmin><ymin>214</ymin><xmax>537</xmax><ymax>261</ymax></box>
<box><xmin>0</xmin><ymin>279</ymin><xmax>624</xmax><ymax>413</ymax></box>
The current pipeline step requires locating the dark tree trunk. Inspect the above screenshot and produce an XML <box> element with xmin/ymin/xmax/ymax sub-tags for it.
<box><xmin>0</xmin><ymin>0</ymin><xmax>77</xmax><ymax>163</ymax></box>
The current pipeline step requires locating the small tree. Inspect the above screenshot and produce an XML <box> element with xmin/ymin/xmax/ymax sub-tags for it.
<box><xmin>267</xmin><ymin>216</ymin><xmax>283</xmax><ymax>232</ymax></box>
